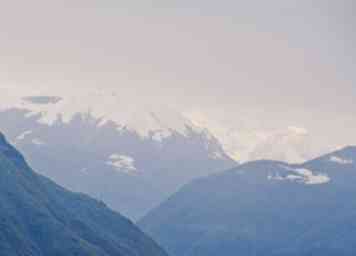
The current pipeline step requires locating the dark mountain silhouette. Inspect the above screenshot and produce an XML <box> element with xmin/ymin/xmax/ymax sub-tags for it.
<box><xmin>140</xmin><ymin>146</ymin><xmax>356</xmax><ymax>256</ymax></box>
<box><xmin>0</xmin><ymin>132</ymin><xmax>167</xmax><ymax>256</ymax></box>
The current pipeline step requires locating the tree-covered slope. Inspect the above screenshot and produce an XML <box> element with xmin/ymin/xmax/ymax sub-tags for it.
<box><xmin>0</xmin><ymin>133</ymin><xmax>167</xmax><ymax>256</ymax></box>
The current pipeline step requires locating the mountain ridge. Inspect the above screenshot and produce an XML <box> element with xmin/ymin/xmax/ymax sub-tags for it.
<box><xmin>139</xmin><ymin>145</ymin><xmax>356</xmax><ymax>256</ymax></box>
<box><xmin>0</xmin><ymin>107</ymin><xmax>236</xmax><ymax>220</ymax></box>
<box><xmin>0</xmin><ymin>132</ymin><xmax>168</xmax><ymax>256</ymax></box>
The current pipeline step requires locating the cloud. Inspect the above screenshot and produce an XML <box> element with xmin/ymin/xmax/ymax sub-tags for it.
<box><xmin>0</xmin><ymin>0</ymin><xmax>355</xmax><ymax>163</ymax></box>
<box><xmin>1</xmin><ymin>0</ymin><xmax>356</xmax><ymax>164</ymax></box>
<box><xmin>22</xmin><ymin>96</ymin><xmax>62</xmax><ymax>105</ymax></box>
<box><xmin>185</xmin><ymin>108</ymin><xmax>353</xmax><ymax>163</ymax></box>
<box><xmin>248</xmin><ymin>126</ymin><xmax>311</xmax><ymax>163</ymax></box>
<box><xmin>287</xmin><ymin>126</ymin><xmax>308</xmax><ymax>136</ymax></box>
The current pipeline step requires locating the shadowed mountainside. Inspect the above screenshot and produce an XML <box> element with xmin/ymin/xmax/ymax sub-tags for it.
<box><xmin>0</xmin><ymin>132</ymin><xmax>167</xmax><ymax>256</ymax></box>
<box><xmin>140</xmin><ymin>146</ymin><xmax>356</xmax><ymax>256</ymax></box>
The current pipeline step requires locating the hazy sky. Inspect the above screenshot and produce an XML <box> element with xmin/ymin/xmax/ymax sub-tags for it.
<box><xmin>0</xmin><ymin>0</ymin><xmax>355</xmax><ymax>161</ymax></box>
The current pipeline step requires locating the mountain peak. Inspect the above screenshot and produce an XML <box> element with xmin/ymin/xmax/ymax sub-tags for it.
<box><xmin>338</xmin><ymin>145</ymin><xmax>356</xmax><ymax>153</ymax></box>
<box><xmin>0</xmin><ymin>89</ymin><xmax>195</xmax><ymax>138</ymax></box>
<box><xmin>140</xmin><ymin>148</ymin><xmax>356</xmax><ymax>256</ymax></box>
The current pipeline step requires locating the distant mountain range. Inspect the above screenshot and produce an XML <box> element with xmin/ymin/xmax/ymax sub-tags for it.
<box><xmin>140</xmin><ymin>146</ymin><xmax>356</xmax><ymax>256</ymax></box>
<box><xmin>0</xmin><ymin>132</ymin><xmax>167</xmax><ymax>256</ymax></box>
<box><xmin>0</xmin><ymin>88</ymin><xmax>319</xmax><ymax>165</ymax></box>
<box><xmin>0</xmin><ymin>100</ymin><xmax>236</xmax><ymax>219</ymax></box>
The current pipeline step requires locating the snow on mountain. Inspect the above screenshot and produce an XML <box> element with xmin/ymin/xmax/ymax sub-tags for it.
<box><xmin>186</xmin><ymin>109</ymin><xmax>313</xmax><ymax>163</ymax></box>
<box><xmin>107</xmin><ymin>154</ymin><xmax>138</xmax><ymax>175</ymax></box>
<box><xmin>268</xmin><ymin>165</ymin><xmax>330</xmax><ymax>185</ymax></box>
<box><xmin>0</xmin><ymin>86</ymin><xmax>236</xmax><ymax>219</ymax></box>
<box><xmin>0</xmin><ymin>85</ymin><xmax>320</xmax><ymax>164</ymax></box>
<box><xmin>15</xmin><ymin>130</ymin><xmax>33</xmax><ymax>141</ymax></box>
<box><xmin>329</xmin><ymin>156</ymin><xmax>353</xmax><ymax>165</ymax></box>
<box><xmin>139</xmin><ymin>147</ymin><xmax>356</xmax><ymax>256</ymax></box>
<box><xmin>0</xmin><ymin>85</ymin><xmax>195</xmax><ymax>138</ymax></box>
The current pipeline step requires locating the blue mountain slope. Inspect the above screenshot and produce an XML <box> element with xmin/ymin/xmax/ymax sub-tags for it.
<box><xmin>0</xmin><ymin>132</ymin><xmax>167</xmax><ymax>256</ymax></box>
<box><xmin>139</xmin><ymin>147</ymin><xmax>356</xmax><ymax>256</ymax></box>
<box><xmin>0</xmin><ymin>108</ymin><xmax>236</xmax><ymax>220</ymax></box>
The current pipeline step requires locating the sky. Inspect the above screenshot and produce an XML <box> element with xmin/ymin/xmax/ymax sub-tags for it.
<box><xmin>0</xmin><ymin>0</ymin><xmax>355</xmax><ymax>162</ymax></box>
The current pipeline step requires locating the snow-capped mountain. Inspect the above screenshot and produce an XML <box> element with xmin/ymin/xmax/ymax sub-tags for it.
<box><xmin>0</xmin><ymin>85</ymin><xmax>323</xmax><ymax>164</ymax></box>
<box><xmin>186</xmin><ymin>110</ymin><xmax>316</xmax><ymax>163</ymax></box>
<box><xmin>0</xmin><ymin>85</ymin><xmax>196</xmax><ymax>136</ymax></box>
<box><xmin>0</xmin><ymin>88</ymin><xmax>236</xmax><ymax>219</ymax></box>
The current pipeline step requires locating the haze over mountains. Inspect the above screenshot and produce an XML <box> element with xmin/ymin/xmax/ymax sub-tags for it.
<box><xmin>1</xmin><ymin>86</ymin><xmax>347</xmax><ymax>164</ymax></box>
<box><xmin>2</xmin><ymin>87</ymin><xmax>355</xmax><ymax>220</ymax></box>
<box><xmin>140</xmin><ymin>146</ymin><xmax>356</xmax><ymax>256</ymax></box>
<box><xmin>0</xmin><ymin>1</ymin><xmax>355</xmax><ymax>255</ymax></box>
<box><xmin>0</xmin><ymin>132</ymin><xmax>167</xmax><ymax>256</ymax></box>
<box><xmin>0</xmin><ymin>91</ymin><xmax>236</xmax><ymax>219</ymax></box>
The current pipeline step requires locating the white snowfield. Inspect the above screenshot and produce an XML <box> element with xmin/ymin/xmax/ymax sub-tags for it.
<box><xmin>268</xmin><ymin>166</ymin><xmax>330</xmax><ymax>185</ymax></box>
<box><xmin>106</xmin><ymin>154</ymin><xmax>137</xmax><ymax>174</ymax></box>
<box><xmin>0</xmin><ymin>85</ymin><xmax>194</xmax><ymax>138</ymax></box>
<box><xmin>329</xmin><ymin>156</ymin><xmax>353</xmax><ymax>165</ymax></box>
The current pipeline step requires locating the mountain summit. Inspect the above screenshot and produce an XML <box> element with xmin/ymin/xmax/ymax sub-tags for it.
<box><xmin>0</xmin><ymin>132</ymin><xmax>167</xmax><ymax>256</ymax></box>
<box><xmin>140</xmin><ymin>146</ymin><xmax>356</xmax><ymax>256</ymax></box>
<box><xmin>0</xmin><ymin>104</ymin><xmax>235</xmax><ymax>219</ymax></box>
